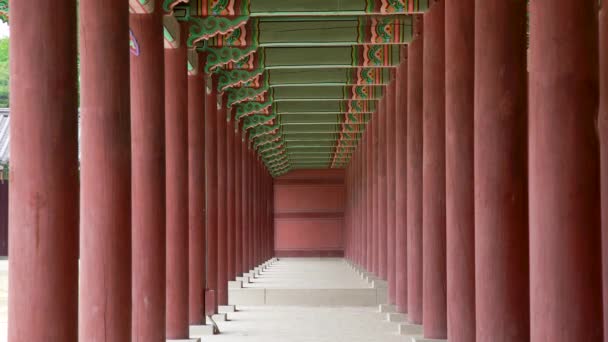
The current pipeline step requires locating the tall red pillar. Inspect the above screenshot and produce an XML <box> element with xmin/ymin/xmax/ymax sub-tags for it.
<box><xmin>130</xmin><ymin>5</ymin><xmax>166</xmax><ymax>340</ymax></box>
<box><xmin>188</xmin><ymin>55</ymin><xmax>206</xmax><ymax>326</ymax></box>
<box><xmin>407</xmin><ymin>15</ymin><xmax>424</xmax><ymax>325</ymax></box>
<box><xmin>378</xmin><ymin>97</ymin><xmax>388</xmax><ymax>280</ymax></box>
<box><xmin>217</xmin><ymin>96</ymin><xmax>228</xmax><ymax>305</ymax></box>
<box><xmin>395</xmin><ymin>57</ymin><xmax>408</xmax><ymax>314</ymax></box>
<box><xmin>247</xmin><ymin>146</ymin><xmax>256</xmax><ymax>270</ymax></box>
<box><xmin>422</xmin><ymin>2</ymin><xmax>447</xmax><ymax>338</ymax></box>
<box><xmin>79</xmin><ymin>0</ymin><xmax>131</xmax><ymax>340</ymax></box>
<box><xmin>475</xmin><ymin>1</ymin><xmax>529</xmax><ymax>341</ymax></box>
<box><xmin>529</xmin><ymin>2</ymin><xmax>603</xmax><ymax>340</ymax></box>
<box><xmin>386</xmin><ymin>80</ymin><xmax>397</xmax><ymax>303</ymax></box>
<box><xmin>248</xmin><ymin>147</ymin><xmax>255</xmax><ymax>269</ymax></box>
<box><xmin>205</xmin><ymin>75</ymin><xmax>219</xmax><ymax>313</ymax></box>
<box><xmin>235</xmin><ymin>126</ymin><xmax>243</xmax><ymax>276</ymax></box>
<box><xmin>600</xmin><ymin>6</ymin><xmax>608</xmax><ymax>342</ymax></box>
<box><xmin>9</xmin><ymin>0</ymin><xmax>79</xmax><ymax>340</ymax></box>
<box><xmin>164</xmin><ymin>21</ymin><xmax>189</xmax><ymax>339</ymax></box>
<box><xmin>371</xmin><ymin>115</ymin><xmax>378</xmax><ymax>275</ymax></box>
<box><xmin>242</xmin><ymin>136</ymin><xmax>250</xmax><ymax>272</ymax></box>
<box><xmin>366</xmin><ymin>125</ymin><xmax>373</xmax><ymax>272</ymax></box>
<box><xmin>445</xmin><ymin>0</ymin><xmax>476</xmax><ymax>340</ymax></box>
<box><xmin>227</xmin><ymin>114</ymin><xmax>236</xmax><ymax>282</ymax></box>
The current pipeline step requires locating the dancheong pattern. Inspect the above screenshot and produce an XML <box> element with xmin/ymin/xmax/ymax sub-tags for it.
<box><xmin>365</xmin><ymin>0</ymin><xmax>429</xmax><ymax>13</ymax></box>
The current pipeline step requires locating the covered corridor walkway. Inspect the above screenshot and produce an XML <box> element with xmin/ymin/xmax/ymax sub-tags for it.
<box><xmin>2</xmin><ymin>0</ymin><xmax>608</xmax><ymax>341</ymax></box>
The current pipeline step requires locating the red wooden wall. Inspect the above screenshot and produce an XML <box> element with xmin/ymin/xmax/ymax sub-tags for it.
<box><xmin>273</xmin><ymin>169</ymin><xmax>345</xmax><ymax>257</ymax></box>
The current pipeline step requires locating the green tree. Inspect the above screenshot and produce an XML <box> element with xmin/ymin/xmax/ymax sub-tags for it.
<box><xmin>0</xmin><ymin>37</ymin><xmax>8</xmax><ymax>107</ymax></box>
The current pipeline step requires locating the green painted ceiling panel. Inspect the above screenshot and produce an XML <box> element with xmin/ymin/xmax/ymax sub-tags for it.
<box><xmin>280</xmin><ymin>114</ymin><xmax>341</xmax><ymax>124</ymax></box>
<box><xmin>268</xmin><ymin>68</ymin><xmax>393</xmax><ymax>85</ymax></box>
<box><xmin>265</xmin><ymin>47</ymin><xmax>353</xmax><ymax>67</ymax></box>
<box><xmin>259</xmin><ymin>20</ymin><xmax>358</xmax><ymax>45</ymax></box>
<box><xmin>276</xmin><ymin>100</ymin><xmax>377</xmax><ymax>113</ymax></box>
<box><xmin>273</xmin><ymin>86</ymin><xmax>345</xmax><ymax>100</ymax></box>
<box><xmin>250</xmin><ymin>0</ymin><xmax>364</xmax><ymax>14</ymax></box>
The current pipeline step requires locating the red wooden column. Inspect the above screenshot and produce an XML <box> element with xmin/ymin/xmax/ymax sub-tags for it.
<box><xmin>366</xmin><ymin>125</ymin><xmax>373</xmax><ymax>272</ymax></box>
<box><xmin>9</xmin><ymin>0</ymin><xmax>79</xmax><ymax>340</ymax></box>
<box><xmin>422</xmin><ymin>2</ymin><xmax>447</xmax><ymax>338</ymax></box>
<box><xmin>529</xmin><ymin>2</ymin><xmax>603</xmax><ymax>340</ymax></box>
<box><xmin>242</xmin><ymin>136</ymin><xmax>250</xmax><ymax>272</ymax></box>
<box><xmin>386</xmin><ymin>79</ymin><xmax>397</xmax><ymax>302</ymax></box>
<box><xmin>164</xmin><ymin>21</ymin><xmax>189</xmax><ymax>339</ymax></box>
<box><xmin>204</xmin><ymin>75</ymin><xmax>219</xmax><ymax>312</ymax></box>
<box><xmin>395</xmin><ymin>57</ymin><xmax>408</xmax><ymax>314</ymax></box>
<box><xmin>445</xmin><ymin>0</ymin><xmax>475</xmax><ymax>340</ymax></box>
<box><xmin>475</xmin><ymin>0</ymin><xmax>529</xmax><ymax>340</ymax></box>
<box><xmin>600</xmin><ymin>6</ymin><xmax>608</xmax><ymax>341</ymax></box>
<box><xmin>372</xmin><ymin>104</ymin><xmax>380</xmax><ymax>276</ymax></box>
<box><xmin>227</xmin><ymin>114</ymin><xmax>236</xmax><ymax>282</ymax></box>
<box><xmin>79</xmin><ymin>0</ymin><xmax>130</xmax><ymax>340</ymax></box>
<box><xmin>354</xmin><ymin>151</ymin><xmax>358</xmax><ymax>262</ymax></box>
<box><xmin>248</xmin><ymin>147</ymin><xmax>255</xmax><ymax>268</ymax></box>
<box><xmin>247</xmin><ymin>147</ymin><xmax>256</xmax><ymax>270</ymax></box>
<box><xmin>407</xmin><ymin>15</ymin><xmax>424</xmax><ymax>325</ymax></box>
<box><xmin>250</xmin><ymin>155</ymin><xmax>257</xmax><ymax>265</ymax></box>
<box><xmin>253</xmin><ymin>159</ymin><xmax>260</xmax><ymax>264</ymax></box>
<box><xmin>188</xmin><ymin>54</ymin><xmax>206</xmax><ymax>327</ymax></box>
<box><xmin>130</xmin><ymin>5</ymin><xmax>167</xmax><ymax>340</ymax></box>
<box><xmin>378</xmin><ymin>96</ymin><xmax>388</xmax><ymax>280</ymax></box>
<box><xmin>217</xmin><ymin>96</ymin><xmax>228</xmax><ymax>305</ymax></box>
<box><xmin>235</xmin><ymin>125</ymin><xmax>243</xmax><ymax>276</ymax></box>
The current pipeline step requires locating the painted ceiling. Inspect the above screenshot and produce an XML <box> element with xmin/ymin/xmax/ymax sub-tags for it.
<box><xmin>163</xmin><ymin>0</ymin><xmax>432</xmax><ymax>176</ymax></box>
<box><xmin>1</xmin><ymin>0</ymin><xmax>431</xmax><ymax>177</ymax></box>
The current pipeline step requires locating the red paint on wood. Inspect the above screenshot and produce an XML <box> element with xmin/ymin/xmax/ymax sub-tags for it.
<box><xmin>406</xmin><ymin>15</ymin><xmax>424</xmax><ymax>324</ymax></box>
<box><xmin>276</xmin><ymin>250</ymin><xmax>344</xmax><ymax>258</ymax></box>
<box><xmin>275</xmin><ymin>219</ymin><xmax>343</xmax><ymax>250</ymax></box>
<box><xmin>386</xmin><ymin>80</ymin><xmax>397</xmax><ymax>304</ymax></box>
<box><xmin>79</xmin><ymin>0</ymin><xmax>132</xmax><ymax>340</ymax></box>
<box><xmin>227</xmin><ymin>117</ymin><xmax>236</xmax><ymax>283</ymax></box>
<box><xmin>600</xmin><ymin>6</ymin><xmax>608</xmax><ymax>342</ymax></box>
<box><xmin>9</xmin><ymin>1</ymin><xmax>79</xmax><ymax>340</ymax></box>
<box><xmin>445</xmin><ymin>0</ymin><xmax>476</xmax><ymax>340</ymax></box>
<box><xmin>274</xmin><ymin>170</ymin><xmax>345</xmax><ymax>255</ymax></box>
<box><xmin>395</xmin><ymin>59</ymin><xmax>408</xmax><ymax>314</ymax></box>
<box><xmin>165</xmin><ymin>25</ymin><xmax>189</xmax><ymax>339</ymax></box>
<box><xmin>188</xmin><ymin>69</ymin><xmax>206</xmax><ymax>326</ymax></box>
<box><xmin>529</xmin><ymin>1</ymin><xmax>603</xmax><ymax>340</ymax></box>
<box><xmin>422</xmin><ymin>3</ymin><xmax>447</xmax><ymax>338</ymax></box>
<box><xmin>475</xmin><ymin>1</ymin><xmax>529</xmax><ymax>340</ymax></box>
<box><xmin>234</xmin><ymin>128</ymin><xmax>243</xmax><ymax>276</ymax></box>
<box><xmin>217</xmin><ymin>98</ymin><xmax>228</xmax><ymax>305</ymax></box>
<box><xmin>204</xmin><ymin>76</ymin><xmax>219</xmax><ymax>313</ymax></box>
<box><xmin>130</xmin><ymin>7</ymin><xmax>167</xmax><ymax>341</ymax></box>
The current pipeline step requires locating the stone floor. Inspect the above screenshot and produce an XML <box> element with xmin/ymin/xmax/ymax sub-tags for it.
<box><xmin>0</xmin><ymin>258</ymin><xmax>421</xmax><ymax>341</ymax></box>
<box><xmin>245</xmin><ymin>258</ymin><xmax>370</xmax><ymax>289</ymax></box>
<box><xmin>217</xmin><ymin>258</ymin><xmax>417</xmax><ymax>341</ymax></box>
<box><xmin>208</xmin><ymin>305</ymin><xmax>410</xmax><ymax>342</ymax></box>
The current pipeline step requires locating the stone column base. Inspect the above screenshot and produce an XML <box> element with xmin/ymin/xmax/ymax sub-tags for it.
<box><xmin>398</xmin><ymin>323</ymin><xmax>423</xmax><ymax>336</ymax></box>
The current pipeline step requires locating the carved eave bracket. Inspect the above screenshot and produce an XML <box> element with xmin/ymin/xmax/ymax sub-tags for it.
<box><xmin>130</xmin><ymin>0</ymin><xmax>156</xmax><ymax>14</ymax></box>
<box><xmin>187</xmin><ymin>49</ymin><xmax>200</xmax><ymax>75</ymax></box>
<box><xmin>163</xmin><ymin>15</ymin><xmax>181</xmax><ymax>49</ymax></box>
<box><xmin>234</xmin><ymin>100</ymin><xmax>272</xmax><ymax>122</ymax></box>
<box><xmin>187</xmin><ymin>15</ymin><xmax>249</xmax><ymax>47</ymax></box>
<box><xmin>198</xmin><ymin>44</ymin><xmax>258</xmax><ymax>74</ymax></box>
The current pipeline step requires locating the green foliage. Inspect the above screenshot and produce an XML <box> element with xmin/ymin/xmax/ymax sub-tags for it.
<box><xmin>0</xmin><ymin>37</ymin><xmax>7</xmax><ymax>107</ymax></box>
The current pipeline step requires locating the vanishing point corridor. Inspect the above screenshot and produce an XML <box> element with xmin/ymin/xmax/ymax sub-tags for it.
<box><xmin>1</xmin><ymin>0</ymin><xmax>608</xmax><ymax>341</ymax></box>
